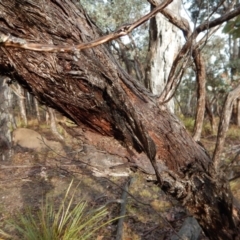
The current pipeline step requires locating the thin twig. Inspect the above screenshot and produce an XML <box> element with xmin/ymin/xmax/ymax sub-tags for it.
<box><xmin>116</xmin><ymin>177</ymin><xmax>134</xmax><ymax>240</ymax></box>
<box><xmin>100</xmin><ymin>176</ymin><xmax>184</xmax><ymax>240</ymax></box>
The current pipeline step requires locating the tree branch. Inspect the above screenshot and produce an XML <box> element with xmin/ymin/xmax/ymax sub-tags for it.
<box><xmin>152</xmin><ymin>1</ymin><xmax>240</xmax><ymax>142</ymax></box>
<box><xmin>158</xmin><ymin>4</ymin><xmax>240</xmax><ymax>105</ymax></box>
<box><xmin>0</xmin><ymin>0</ymin><xmax>172</xmax><ymax>52</ymax></box>
<box><xmin>213</xmin><ymin>83</ymin><xmax>240</xmax><ymax>172</ymax></box>
<box><xmin>196</xmin><ymin>5</ymin><xmax>240</xmax><ymax>34</ymax></box>
<box><xmin>192</xmin><ymin>48</ymin><xmax>206</xmax><ymax>141</ymax></box>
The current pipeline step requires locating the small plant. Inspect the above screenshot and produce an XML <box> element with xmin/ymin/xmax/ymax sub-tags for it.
<box><xmin>1</xmin><ymin>180</ymin><xmax>114</xmax><ymax>240</ymax></box>
<box><xmin>201</xmin><ymin>121</ymin><xmax>213</xmax><ymax>137</ymax></box>
<box><xmin>181</xmin><ymin>117</ymin><xmax>195</xmax><ymax>132</ymax></box>
<box><xmin>227</xmin><ymin>125</ymin><xmax>240</xmax><ymax>140</ymax></box>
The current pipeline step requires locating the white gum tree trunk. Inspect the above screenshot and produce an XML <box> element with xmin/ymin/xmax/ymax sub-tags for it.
<box><xmin>145</xmin><ymin>0</ymin><xmax>181</xmax><ymax>113</ymax></box>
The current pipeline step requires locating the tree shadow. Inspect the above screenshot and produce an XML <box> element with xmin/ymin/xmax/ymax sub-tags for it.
<box><xmin>0</xmin><ymin>128</ymin><xmax>185</xmax><ymax>239</ymax></box>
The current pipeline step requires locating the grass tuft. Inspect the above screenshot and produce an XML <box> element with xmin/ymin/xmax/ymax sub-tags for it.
<box><xmin>1</xmin><ymin>180</ymin><xmax>114</xmax><ymax>240</ymax></box>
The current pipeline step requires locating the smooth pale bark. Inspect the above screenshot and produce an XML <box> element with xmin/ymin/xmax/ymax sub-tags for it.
<box><xmin>145</xmin><ymin>0</ymin><xmax>181</xmax><ymax>112</ymax></box>
<box><xmin>18</xmin><ymin>85</ymin><xmax>28</xmax><ymax>126</ymax></box>
<box><xmin>47</xmin><ymin>107</ymin><xmax>64</xmax><ymax>140</ymax></box>
<box><xmin>0</xmin><ymin>76</ymin><xmax>13</xmax><ymax>160</ymax></box>
<box><xmin>34</xmin><ymin>97</ymin><xmax>41</xmax><ymax>122</ymax></box>
<box><xmin>0</xmin><ymin>1</ymin><xmax>239</xmax><ymax>238</ymax></box>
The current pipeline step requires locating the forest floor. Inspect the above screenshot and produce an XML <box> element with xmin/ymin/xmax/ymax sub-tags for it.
<box><xmin>0</xmin><ymin>119</ymin><xmax>240</xmax><ymax>240</ymax></box>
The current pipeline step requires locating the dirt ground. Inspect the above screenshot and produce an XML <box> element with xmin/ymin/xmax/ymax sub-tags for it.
<box><xmin>0</xmin><ymin>124</ymin><xmax>239</xmax><ymax>239</ymax></box>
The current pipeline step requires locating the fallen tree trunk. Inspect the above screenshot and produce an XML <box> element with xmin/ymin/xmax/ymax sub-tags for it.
<box><xmin>0</xmin><ymin>0</ymin><xmax>239</xmax><ymax>238</ymax></box>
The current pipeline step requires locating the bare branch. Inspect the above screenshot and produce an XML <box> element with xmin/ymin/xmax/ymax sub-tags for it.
<box><xmin>147</xmin><ymin>0</ymin><xmax>191</xmax><ymax>38</ymax></box>
<box><xmin>152</xmin><ymin>1</ymin><xmax>240</xmax><ymax>142</ymax></box>
<box><xmin>0</xmin><ymin>0</ymin><xmax>172</xmax><ymax>52</ymax></box>
<box><xmin>196</xmin><ymin>5</ymin><xmax>240</xmax><ymax>34</ymax></box>
<box><xmin>158</xmin><ymin>4</ymin><xmax>240</xmax><ymax>104</ymax></box>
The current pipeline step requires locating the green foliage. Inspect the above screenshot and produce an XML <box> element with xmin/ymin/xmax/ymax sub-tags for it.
<box><xmin>185</xmin><ymin>0</ymin><xmax>227</xmax><ymax>23</ymax></box>
<box><xmin>201</xmin><ymin>121</ymin><xmax>213</xmax><ymax>137</ymax></box>
<box><xmin>1</xmin><ymin>180</ymin><xmax>115</xmax><ymax>240</ymax></box>
<box><xmin>80</xmin><ymin>0</ymin><xmax>149</xmax><ymax>56</ymax></box>
<box><xmin>181</xmin><ymin>117</ymin><xmax>195</xmax><ymax>132</ymax></box>
<box><xmin>223</xmin><ymin>15</ymin><xmax>240</xmax><ymax>39</ymax></box>
<box><xmin>79</xmin><ymin>0</ymin><xmax>150</xmax><ymax>81</ymax></box>
<box><xmin>180</xmin><ymin>117</ymin><xmax>214</xmax><ymax>136</ymax></box>
<box><xmin>227</xmin><ymin>125</ymin><xmax>240</xmax><ymax>140</ymax></box>
<box><xmin>80</xmin><ymin>0</ymin><xmax>148</xmax><ymax>32</ymax></box>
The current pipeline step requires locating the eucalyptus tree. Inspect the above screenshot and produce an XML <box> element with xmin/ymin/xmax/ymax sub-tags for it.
<box><xmin>145</xmin><ymin>0</ymin><xmax>181</xmax><ymax>112</ymax></box>
<box><xmin>223</xmin><ymin>0</ymin><xmax>240</xmax><ymax>126</ymax></box>
<box><xmin>81</xmin><ymin>0</ymin><xmax>149</xmax><ymax>82</ymax></box>
<box><xmin>187</xmin><ymin>0</ymin><xmax>240</xmax><ymax>127</ymax></box>
<box><xmin>81</xmin><ymin>0</ymin><xmax>182</xmax><ymax>113</ymax></box>
<box><xmin>177</xmin><ymin>35</ymin><xmax>229</xmax><ymax>129</ymax></box>
<box><xmin>1</xmin><ymin>0</ymin><xmax>240</xmax><ymax>238</ymax></box>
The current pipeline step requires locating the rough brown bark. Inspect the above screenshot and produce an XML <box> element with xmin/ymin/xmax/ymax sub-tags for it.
<box><xmin>192</xmin><ymin>48</ymin><xmax>206</xmax><ymax>142</ymax></box>
<box><xmin>0</xmin><ymin>0</ymin><xmax>239</xmax><ymax>238</ymax></box>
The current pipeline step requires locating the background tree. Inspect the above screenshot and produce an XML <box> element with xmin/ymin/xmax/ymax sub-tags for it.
<box><xmin>182</xmin><ymin>0</ymin><xmax>230</xmax><ymax>140</ymax></box>
<box><xmin>223</xmin><ymin>1</ymin><xmax>240</xmax><ymax>127</ymax></box>
<box><xmin>0</xmin><ymin>76</ymin><xmax>14</xmax><ymax>161</ymax></box>
<box><xmin>81</xmin><ymin>0</ymin><xmax>149</xmax><ymax>83</ymax></box>
<box><xmin>145</xmin><ymin>0</ymin><xmax>181</xmax><ymax>112</ymax></box>
<box><xmin>176</xmin><ymin>35</ymin><xmax>229</xmax><ymax>132</ymax></box>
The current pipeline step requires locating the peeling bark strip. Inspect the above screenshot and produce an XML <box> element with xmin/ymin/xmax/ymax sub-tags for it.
<box><xmin>0</xmin><ymin>0</ymin><xmax>239</xmax><ymax>238</ymax></box>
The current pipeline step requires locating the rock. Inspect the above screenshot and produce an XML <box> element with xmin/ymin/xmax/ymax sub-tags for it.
<box><xmin>171</xmin><ymin>217</ymin><xmax>202</xmax><ymax>240</ymax></box>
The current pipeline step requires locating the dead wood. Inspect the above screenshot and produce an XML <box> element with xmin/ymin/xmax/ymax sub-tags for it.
<box><xmin>0</xmin><ymin>0</ymin><xmax>240</xmax><ymax>238</ymax></box>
